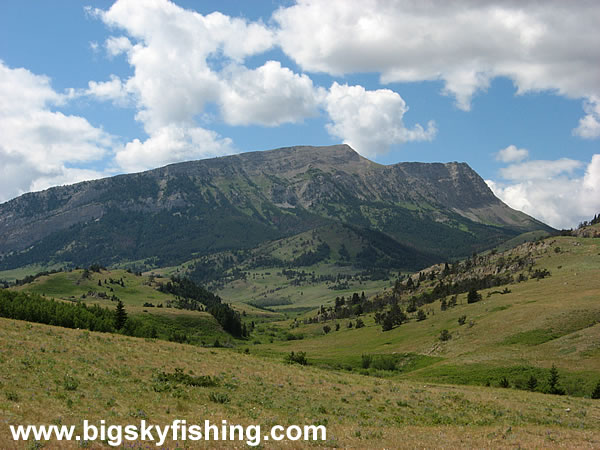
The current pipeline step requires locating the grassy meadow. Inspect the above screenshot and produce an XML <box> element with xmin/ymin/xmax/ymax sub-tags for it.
<box><xmin>2</xmin><ymin>318</ymin><xmax>600</xmax><ymax>448</ymax></box>
<box><xmin>252</xmin><ymin>235</ymin><xmax>600</xmax><ymax>396</ymax></box>
<box><xmin>2</xmin><ymin>231</ymin><xmax>600</xmax><ymax>447</ymax></box>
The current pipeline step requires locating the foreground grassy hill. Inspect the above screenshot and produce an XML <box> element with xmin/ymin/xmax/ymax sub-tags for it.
<box><xmin>1</xmin><ymin>317</ymin><xmax>600</xmax><ymax>448</ymax></box>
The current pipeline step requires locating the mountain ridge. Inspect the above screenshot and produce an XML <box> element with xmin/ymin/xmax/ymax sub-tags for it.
<box><xmin>0</xmin><ymin>145</ymin><xmax>552</xmax><ymax>271</ymax></box>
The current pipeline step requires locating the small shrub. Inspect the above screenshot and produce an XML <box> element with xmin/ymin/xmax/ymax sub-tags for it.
<box><xmin>285</xmin><ymin>351</ymin><xmax>308</xmax><ymax>365</ymax></box>
<box><xmin>372</xmin><ymin>355</ymin><xmax>396</xmax><ymax>371</ymax></box>
<box><xmin>209</xmin><ymin>392</ymin><xmax>230</xmax><ymax>404</ymax></box>
<box><xmin>458</xmin><ymin>315</ymin><xmax>467</xmax><ymax>326</ymax></box>
<box><xmin>63</xmin><ymin>375</ymin><xmax>79</xmax><ymax>391</ymax></box>
<box><xmin>355</xmin><ymin>318</ymin><xmax>365</xmax><ymax>329</ymax></box>
<box><xmin>6</xmin><ymin>391</ymin><xmax>19</xmax><ymax>402</ymax></box>
<box><xmin>155</xmin><ymin>368</ymin><xmax>219</xmax><ymax>387</ymax></box>
<box><xmin>323</xmin><ymin>325</ymin><xmax>331</xmax><ymax>334</ymax></box>
<box><xmin>439</xmin><ymin>329</ymin><xmax>451</xmax><ymax>341</ymax></box>
<box><xmin>499</xmin><ymin>376</ymin><xmax>510</xmax><ymax>388</ymax></box>
<box><xmin>467</xmin><ymin>289</ymin><xmax>481</xmax><ymax>304</ymax></box>
<box><xmin>416</xmin><ymin>309</ymin><xmax>426</xmax><ymax>321</ymax></box>
<box><xmin>361</xmin><ymin>354</ymin><xmax>373</xmax><ymax>369</ymax></box>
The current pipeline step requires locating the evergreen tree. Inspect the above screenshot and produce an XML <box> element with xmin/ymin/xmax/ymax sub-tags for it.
<box><xmin>416</xmin><ymin>309</ymin><xmax>427</xmax><ymax>321</ymax></box>
<box><xmin>527</xmin><ymin>375</ymin><xmax>538</xmax><ymax>391</ymax></box>
<box><xmin>547</xmin><ymin>365</ymin><xmax>565</xmax><ymax>395</ymax></box>
<box><xmin>382</xmin><ymin>314</ymin><xmax>395</xmax><ymax>331</ymax></box>
<box><xmin>591</xmin><ymin>380</ymin><xmax>600</xmax><ymax>399</ymax></box>
<box><xmin>115</xmin><ymin>300</ymin><xmax>127</xmax><ymax>330</ymax></box>
<box><xmin>467</xmin><ymin>288</ymin><xmax>482</xmax><ymax>304</ymax></box>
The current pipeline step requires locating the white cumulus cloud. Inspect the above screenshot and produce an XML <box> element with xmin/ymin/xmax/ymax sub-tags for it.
<box><xmin>274</xmin><ymin>0</ymin><xmax>600</xmax><ymax>124</ymax></box>
<box><xmin>0</xmin><ymin>61</ymin><xmax>113</xmax><ymax>203</ymax></box>
<box><xmin>114</xmin><ymin>124</ymin><xmax>234</xmax><ymax>173</ymax></box>
<box><xmin>488</xmin><ymin>154</ymin><xmax>600</xmax><ymax>229</ymax></box>
<box><xmin>324</xmin><ymin>82</ymin><xmax>436</xmax><ymax>157</ymax></box>
<box><xmin>495</xmin><ymin>145</ymin><xmax>529</xmax><ymax>163</ymax></box>
<box><xmin>219</xmin><ymin>61</ymin><xmax>324</xmax><ymax>127</ymax></box>
<box><xmin>574</xmin><ymin>96</ymin><xmax>600</xmax><ymax>139</ymax></box>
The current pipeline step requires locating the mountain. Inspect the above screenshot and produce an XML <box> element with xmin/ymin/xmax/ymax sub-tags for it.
<box><xmin>0</xmin><ymin>145</ymin><xmax>551</xmax><ymax>272</ymax></box>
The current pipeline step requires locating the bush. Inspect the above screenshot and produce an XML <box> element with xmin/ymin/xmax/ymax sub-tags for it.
<box><xmin>5</xmin><ymin>391</ymin><xmax>19</xmax><ymax>402</ymax></box>
<box><xmin>371</xmin><ymin>355</ymin><xmax>396</xmax><ymax>371</ymax></box>
<box><xmin>361</xmin><ymin>354</ymin><xmax>373</xmax><ymax>369</ymax></box>
<box><xmin>499</xmin><ymin>376</ymin><xmax>510</xmax><ymax>388</ymax></box>
<box><xmin>63</xmin><ymin>374</ymin><xmax>80</xmax><ymax>391</ymax></box>
<box><xmin>323</xmin><ymin>325</ymin><xmax>331</xmax><ymax>334</ymax></box>
<box><xmin>416</xmin><ymin>309</ymin><xmax>427</xmax><ymax>321</ymax></box>
<box><xmin>155</xmin><ymin>368</ymin><xmax>219</xmax><ymax>387</ymax></box>
<box><xmin>591</xmin><ymin>380</ymin><xmax>600</xmax><ymax>399</ymax></box>
<box><xmin>439</xmin><ymin>329</ymin><xmax>451</xmax><ymax>341</ymax></box>
<box><xmin>467</xmin><ymin>289</ymin><xmax>481</xmax><ymax>304</ymax></box>
<box><xmin>209</xmin><ymin>392</ymin><xmax>230</xmax><ymax>404</ymax></box>
<box><xmin>355</xmin><ymin>318</ymin><xmax>365</xmax><ymax>329</ymax></box>
<box><xmin>458</xmin><ymin>315</ymin><xmax>467</xmax><ymax>326</ymax></box>
<box><xmin>285</xmin><ymin>351</ymin><xmax>308</xmax><ymax>365</ymax></box>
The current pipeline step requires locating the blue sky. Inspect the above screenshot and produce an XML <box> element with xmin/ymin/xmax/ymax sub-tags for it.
<box><xmin>0</xmin><ymin>0</ymin><xmax>599</xmax><ymax>228</ymax></box>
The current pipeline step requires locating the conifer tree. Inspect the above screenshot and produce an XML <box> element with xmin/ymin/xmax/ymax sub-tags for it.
<box><xmin>591</xmin><ymin>380</ymin><xmax>600</xmax><ymax>399</ymax></box>
<box><xmin>114</xmin><ymin>300</ymin><xmax>127</xmax><ymax>330</ymax></box>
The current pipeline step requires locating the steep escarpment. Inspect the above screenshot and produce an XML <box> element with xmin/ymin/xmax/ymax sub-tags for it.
<box><xmin>0</xmin><ymin>145</ymin><xmax>551</xmax><ymax>270</ymax></box>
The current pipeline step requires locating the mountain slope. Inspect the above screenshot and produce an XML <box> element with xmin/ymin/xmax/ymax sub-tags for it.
<box><xmin>0</xmin><ymin>145</ymin><xmax>551</xmax><ymax>271</ymax></box>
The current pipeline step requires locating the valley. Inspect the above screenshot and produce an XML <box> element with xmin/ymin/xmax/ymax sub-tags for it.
<box><xmin>0</xmin><ymin>146</ymin><xmax>598</xmax><ymax>447</ymax></box>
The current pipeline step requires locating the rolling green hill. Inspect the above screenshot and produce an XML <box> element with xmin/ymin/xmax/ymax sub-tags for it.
<box><xmin>7</xmin><ymin>268</ymin><xmax>236</xmax><ymax>346</ymax></box>
<box><xmin>2</xmin><ymin>317</ymin><xmax>600</xmax><ymax>447</ymax></box>
<box><xmin>245</xmin><ymin>232</ymin><xmax>600</xmax><ymax>398</ymax></box>
<box><xmin>1</xmin><ymin>228</ymin><xmax>600</xmax><ymax>447</ymax></box>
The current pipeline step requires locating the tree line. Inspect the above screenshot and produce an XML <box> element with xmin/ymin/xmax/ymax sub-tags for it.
<box><xmin>157</xmin><ymin>276</ymin><xmax>246</xmax><ymax>337</ymax></box>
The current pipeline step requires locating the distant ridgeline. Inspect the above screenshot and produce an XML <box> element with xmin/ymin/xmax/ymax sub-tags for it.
<box><xmin>0</xmin><ymin>145</ymin><xmax>552</xmax><ymax>276</ymax></box>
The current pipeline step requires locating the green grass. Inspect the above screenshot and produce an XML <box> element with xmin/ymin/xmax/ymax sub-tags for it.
<box><xmin>502</xmin><ymin>328</ymin><xmax>561</xmax><ymax>345</ymax></box>
<box><xmin>9</xmin><ymin>268</ymin><xmax>237</xmax><ymax>345</ymax></box>
<box><xmin>246</xmin><ymin>234</ymin><xmax>600</xmax><ymax>396</ymax></box>
<box><xmin>2</xmin><ymin>317</ymin><xmax>600</xmax><ymax>447</ymax></box>
<box><xmin>3</xmin><ymin>234</ymin><xmax>600</xmax><ymax>446</ymax></box>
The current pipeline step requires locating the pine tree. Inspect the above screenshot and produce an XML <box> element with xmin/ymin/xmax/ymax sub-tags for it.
<box><xmin>547</xmin><ymin>365</ymin><xmax>565</xmax><ymax>395</ymax></box>
<box><xmin>591</xmin><ymin>380</ymin><xmax>600</xmax><ymax>399</ymax></box>
<box><xmin>527</xmin><ymin>375</ymin><xmax>538</xmax><ymax>391</ymax></box>
<box><xmin>467</xmin><ymin>288</ymin><xmax>481</xmax><ymax>304</ymax></box>
<box><xmin>114</xmin><ymin>300</ymin><xmax>127</xmax><ymax>330</ymax></box>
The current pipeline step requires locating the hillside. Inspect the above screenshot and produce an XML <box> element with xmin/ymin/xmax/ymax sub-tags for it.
<box><xmin>7</xmin><ymin>268</ymin><xmax>236</xmax><ymax>346</ymax></box>
<box><xmin>1</xmin><ymin>318</ymin><xmax>600</xmax><ymax>447</ymax></box>
<box><xmin>2</xmin><ymin>227</ymin><xmax>600</xmax><ymax>447</ymax></box>
<box><xmin>248</xmin><ymin>233</ymin><xmax>600</xmax><ymax>398</ymax></box>
<box><xmin>0</xmin><ymin>145</ymin><xmax>551</xmax><ymax>274</ymax></box>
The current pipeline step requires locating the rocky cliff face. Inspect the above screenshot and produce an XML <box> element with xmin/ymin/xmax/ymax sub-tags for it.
<box><xmin>0</xmin><ymin>145</ymin><xmax>551</xmax><ymax>269</ymax></box>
